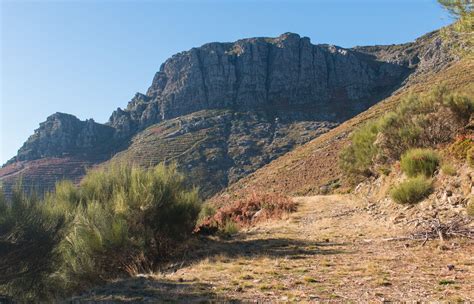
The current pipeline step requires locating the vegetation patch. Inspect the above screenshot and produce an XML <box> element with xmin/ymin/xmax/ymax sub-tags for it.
<box><xmin>340</xmin><ymin>87</ymin><xmax>473</xmax><ymax>181</ymax></box>
<box><xmin>400</xmin><ymin>149</ymin><xmax>440</xmax><ymax>177</ymax></box>
<box><xmin>195</xmin><ymin>192</ymin><xmax>297</xmax><ymax>234</ymax></box>
<box><xmin>390</xmin><ymin>176</ymin><xmax>433</xmax><ymax>204</ymax></box>
<box><xmin>0</xmin><ymin>163</ymin><xmax>201</xmax><ymax>300</ymax></box>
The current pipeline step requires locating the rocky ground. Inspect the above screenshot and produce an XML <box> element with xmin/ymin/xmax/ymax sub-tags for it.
<box><xmin>71</xmin><ymin>195</ymin><xmax>474</xmax><ymax>302</ymax></box>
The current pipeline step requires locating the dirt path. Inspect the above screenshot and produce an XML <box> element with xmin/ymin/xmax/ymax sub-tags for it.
<box><xmin>72</xmin><ymin>195</ymin><xmax>474</xmax><ymax>302</ymax></box>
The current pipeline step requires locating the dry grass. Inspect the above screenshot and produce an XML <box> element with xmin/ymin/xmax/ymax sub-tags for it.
<box><xmin>74</xmin><ymin>194</ymin><xmax>474</xmax><ymax>302</ymax></box>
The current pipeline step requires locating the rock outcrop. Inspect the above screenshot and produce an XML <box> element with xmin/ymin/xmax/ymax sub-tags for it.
<box><xmin>109</xmin><ymin>33</ymin><xmax>411</xmax><ymax>137</ymax></box>
<box><xmin>12</xmin><ymin>112</ymin><xmax>115</xmax><ymax>163</ymax></box>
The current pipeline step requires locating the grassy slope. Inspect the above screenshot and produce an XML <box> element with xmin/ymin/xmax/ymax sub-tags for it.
<box><xmin>210</xmin><ymin>59</ymin><xmax>474</xmax><ymax>203</ymax></box>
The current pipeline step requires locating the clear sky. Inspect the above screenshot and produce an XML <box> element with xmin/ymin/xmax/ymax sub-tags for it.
<box><xmin>0</xmin><ymin>0</ymin><xmax>453</xmax><ymax>164</ymax></box>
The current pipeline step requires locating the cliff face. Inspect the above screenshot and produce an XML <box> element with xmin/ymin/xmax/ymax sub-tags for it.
<box><xmin>108</xmin><ymin>33</ymin><xmax>411</xmax><ymax>137</ymax></box>
<box><xmin>1</xmin><ymin>30</ymin><xmax>455</xmax><ymax>198</ymax></box>
<box><xmin>12</xmin><ymin>113</ymin><xmax>115</xmax><ymax>163</ymax></box>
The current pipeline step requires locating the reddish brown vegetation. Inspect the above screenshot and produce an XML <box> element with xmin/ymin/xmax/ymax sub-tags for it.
<box><xmin>195</xmin><ymin>192</ymin><xmax>297</xmax><ymax>234</ymax></box>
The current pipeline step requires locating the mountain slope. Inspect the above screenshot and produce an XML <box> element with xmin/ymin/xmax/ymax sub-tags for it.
<box><xmin>209</xmin><ymin>59</ymin><xmax>474</xmax><ymax>203</ymax></box>
<box><xmin>0</xmin><ymin>30</ymin><xmax>453</xmax><ymax>198</ymax></box>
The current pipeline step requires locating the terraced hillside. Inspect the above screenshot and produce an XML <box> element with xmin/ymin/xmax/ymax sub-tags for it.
<box><xmin>109</xmin><ymin>109</ymin><xmax>338</xmax><ymax>197</ymax></box>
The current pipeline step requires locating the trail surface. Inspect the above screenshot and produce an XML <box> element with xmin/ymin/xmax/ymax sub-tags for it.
<box><xmin>73</xmin><ymin>195</ymin><xmax>474</xmax><ymax>302</ymax></box>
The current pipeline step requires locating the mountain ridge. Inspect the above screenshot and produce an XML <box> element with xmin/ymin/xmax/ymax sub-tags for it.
<box><xmin>1</xmin><ymin>29</ymin><xmax>454</xmax><ymax>198</ymax></box>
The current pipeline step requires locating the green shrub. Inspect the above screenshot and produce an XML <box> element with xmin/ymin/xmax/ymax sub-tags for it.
<box><xmin>339</xmin><ymin>121</ymin><xmax>379</xmax><ymax>177</ymax></box>
<box><xmin>0</xmin><ymin>185</ymin><xmax>64</xmax><ymax>301</ymax></box>
<box><xmin>0</xmin><ymin>163</ymin><xmax>201</xmax><ymax>300</ymax></box>
<box><xmin>443</xmin><ymin>93</ymin><xmax>474</xmax><ymax>119</ymax></box>
<box><xmin>390</xmin><ymin>176</ymin><xmax>433</xmax><ymax>204</ymax></box>
<box><xmin>441</xmin><ymin>164</ymin><xmax>457</xmax><ymax>176</ymax></box>
<box><xmin>56</xmin><ymin>163</ymin><xmax>201</xmax><ymax>288</ymax></box>
<box><xmin>400</xmin><ymin>149</ymin><xmax>440</xmax><ymax>177</ymax></box>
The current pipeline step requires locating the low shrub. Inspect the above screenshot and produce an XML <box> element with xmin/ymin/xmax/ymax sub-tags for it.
<box><xmin>339</xmin><ymin>121</ymin><xmax>379</xmax><ymax>177</ymax></box>
<box><xmin>195</xmin><ymin>192</ymin><xmax>297</xmax><ymax>234</ymax></box>
<box><xmin>400</xmin><ymin>148</ymin><xmax>440</xmax><ymax>177</ymax></box>
<box><xmin>390</xmin><ymin>176</ymin><xmax>433</xmax><ymax>204</ymax></box>
<box><xmin>441</xmin><ymin>163</ymin><xmax>457</xmax><ymax>176</ymax></box>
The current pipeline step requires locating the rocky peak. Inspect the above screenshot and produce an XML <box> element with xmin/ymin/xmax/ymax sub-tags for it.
<box><xmin>108</xmin><ymin>32</ymin><xmax>414</xmax><ymax>138</ymax></box>
<box><xmin>12</xmin><ymin>112</ymin><xmax>115</xmax><ymax>163</ymax></box>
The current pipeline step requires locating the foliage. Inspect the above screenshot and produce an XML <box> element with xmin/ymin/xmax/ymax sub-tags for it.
<box><xmin>0</xmin><ymin>185</ymin><xmax>64</xmax><ymax>301</ymax></box>
<box><xmin>339</xmin><ymin>121</ymin><xmax>379</xmax><ymax>177</ymax></box>
<box><xmin>339</xmin><ymin>87</ymin><xmax>473</xmax><ymax>180</ymax></box>
<box><xmin>400</xmin><ymin>149</ymin><xmax>440</xmax><ymax>177</ymax></box>
<box><xmin>390</xmin><ymin>176</ymin><xmax>433</xmax><ymax>205</ymax></box>
<box><xmin>198</xmin><ymin>204</ymin><xmax>217</xmax><ymax>223</ymax></box>
<box><xmin>0</xmin><ymin>163</ymin><xmax>201</xmax><ymax>300</ymax></box>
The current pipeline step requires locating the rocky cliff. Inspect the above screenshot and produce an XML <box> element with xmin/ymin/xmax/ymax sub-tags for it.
<box><xmin>1</xmin><ymin>30</ymin><xmax>455</xmax><ymax>198</ymax></box>
<box><xmin>12</xmin><ymin>113</ymin><xmax>115</xmax><ymax>163</ymax></box>
<box><xmin>108</xmin><ymin>33</ymin><xmax>411</xmax><ymax>138</ymax></box>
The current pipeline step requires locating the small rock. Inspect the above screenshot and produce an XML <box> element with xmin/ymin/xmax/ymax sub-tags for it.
<box><xmin>447</xmin><ymin>264</ymin><xmax>455</xmax><ymax>271</ymax></box>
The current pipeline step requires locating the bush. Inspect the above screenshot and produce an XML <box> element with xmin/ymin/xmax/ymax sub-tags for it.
<box><xmin>339</xmin><ymin>121</ymin><xmax>379</xmax><ymax>177</ymax></box>
<box><xmin>390</xmin><ymin>176</ymin><xmax>433</xmax><ymax>204</ymax></box>
<box><xmin>0</xmin><ymin>163</ymin><xmax>201</xmax><ymax>300</ymax></box>
<box><xmin>441</xmin><ymin>164</ymin><xmax>457</xmax><ymax>176</ymax></box>
<box><xmin>0</xmin><ymin>185</ymin><xmax>64</xmax><ymax>301</ymax></box>
<box><xmin>400</xmin><ymin>148</ymin><xmax>440</xmax><ymax>177</ymax></box>
<box><xmin>443</xmin><ymin>93</ymin><xmax>474</xmax><ymax>119</ymax></box>
<box><xmin>56</xmin><ymin>163</ymin><xmax>201</xmax><ymax>288</ymax></box>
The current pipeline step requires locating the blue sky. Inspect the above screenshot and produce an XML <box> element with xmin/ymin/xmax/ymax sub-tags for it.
<box><xmin>0</xmin><ymin>0</ymin><xmax>452</xmax><ymax>164</ymax></box>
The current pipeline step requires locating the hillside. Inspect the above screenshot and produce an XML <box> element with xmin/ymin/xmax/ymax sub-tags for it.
<box><xmin>0</xmin><ymin>30</ymin><xmax>452</xmax><ymax>198</ymax></box>
<box><xmin>210</xmin><ymin>59</ymin><xmax>474</xmax><ymax>203</ymax></box>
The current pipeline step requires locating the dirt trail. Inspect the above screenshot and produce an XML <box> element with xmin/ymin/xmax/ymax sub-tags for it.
<box><xmin>73</xmin><ymin>195</ymin><xmax>474</xmax><ymax>302</ymax></box>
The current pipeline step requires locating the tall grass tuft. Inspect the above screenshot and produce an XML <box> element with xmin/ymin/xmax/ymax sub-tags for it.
<box><xmin>400</xmin><ymin>148</ymin><xmax>440</xmax><ymax>177</ymax></box>
<box><xmin>390</xmin><ymin>176</ymin><xmax>433</xmax><ymax>204</ymax></box>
